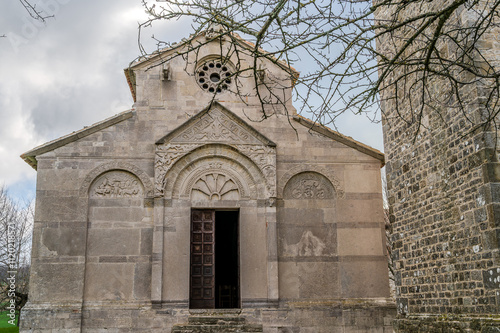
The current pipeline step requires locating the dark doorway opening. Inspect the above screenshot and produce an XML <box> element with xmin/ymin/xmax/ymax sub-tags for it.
<box><xmin>189</xmin><ymin>209</ymin><xmax>240</xmax><ymax>309</ymax></box>
<box><xmin>215</xmin><ymin>211</ymin><xmax>240</xmax><ymax>308</ymax></box>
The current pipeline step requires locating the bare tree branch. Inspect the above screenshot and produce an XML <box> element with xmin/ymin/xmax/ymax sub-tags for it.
<box><xmin>18</xmin><ymin>0</ymin><xmax>53</xmax><ymax>22</ymax></box>
<box><xmin>136</xmin><ymin>0</ymin><xmax>499</xmax><ymax>136</ymax></box>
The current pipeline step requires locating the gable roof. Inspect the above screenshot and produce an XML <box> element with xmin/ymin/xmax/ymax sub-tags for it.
<box><xmin>156</xmin><ymin>101</ymin><xmax>276</xmax><ymax>147</ymax></box>
<box><xmin>21</xmin><ymin>110</ymin><xmax>135</xmax><ymax>170</ymax></box>
<box><xmin>292</xmin><ymin>115</ymin><xmax>385</xmax><ymax>166</ymax></box>
<box><xmin>124</xmin><ymin>31</ymin><xmax>300</xmax><ymax>102</ymax></box>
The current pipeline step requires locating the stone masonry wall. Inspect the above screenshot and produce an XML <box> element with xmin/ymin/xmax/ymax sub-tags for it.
<box><xmin>376</xmin><ymin>0</ymin><xmax>500</xmax><ymax>331</ymax></box>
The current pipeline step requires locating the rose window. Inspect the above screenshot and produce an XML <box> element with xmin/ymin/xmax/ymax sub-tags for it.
<box><xmin>196</xmin><ymin>60</ymin><xmax>232</xmax><ymax>93</ymax></box>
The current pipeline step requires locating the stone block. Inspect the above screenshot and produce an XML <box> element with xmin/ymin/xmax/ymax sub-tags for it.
<box><xmin>344</xmin><ymin>164</ymin><xmax>382</xmax><ymax>193</ymax></box>
<box><xmin>40</xmin><ymin>227</ymin><xmax>86</xmax><ymax>256</ymax></box>
<box><xmin>29</xmin><ymin>263</ymin><xmax>84</xmax><ymax>302</ymax></box>
<box><xmin>336</xmin><ymin>199</ymin><xmax>384</xmax><ymax>223</ymax></box>
<box><xmin>87</xmin><ymin>229</ymin><xmax>140</xmax><ymax>256</ymax></box>
<box><xmin>337</xmin><ymin>228</ymin><xmax>384</xmax><ymax>256</ymax></box>
<box><xmin>84</xmin><ymin>263</ymin><xmax>134</xmax><ymax>301</ymax></box>
<box><xmin>340</xmin><ymin>260</ymin><xmax>390</xmax><ymax>298</ymax></box>
<box><xmin>298</xmin><ymin>262</ymin><xmax>340</xmax><ymax>298</ymax></box>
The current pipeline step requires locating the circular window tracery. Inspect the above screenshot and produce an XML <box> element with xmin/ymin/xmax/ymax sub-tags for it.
<box><xmin>196</xmin><ymin>59</ymin><xmax>233</xmax><ymax>93</ymax></box>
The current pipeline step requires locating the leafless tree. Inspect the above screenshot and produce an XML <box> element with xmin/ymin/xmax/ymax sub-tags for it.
<box><xmin>0</xmin><ymin>186</ymin><xmax>33</xmax><ymax>326</ymax></box>
<box><xmin>137</xmin><ymin>0</ymin><xmax>499</xmax><ymax>135</ymax></box>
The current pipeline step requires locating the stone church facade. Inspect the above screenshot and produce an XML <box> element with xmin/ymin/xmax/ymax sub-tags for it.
<box><xmin>20</xmin><ymin>33</ymin><xmax>395</xmax><ymax>332</ymax></box>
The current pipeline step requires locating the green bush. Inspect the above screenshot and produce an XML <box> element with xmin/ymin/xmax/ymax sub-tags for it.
<box><xmin>0</xmin><ymin>311</ymin><xmax>18</xmax><ymax>331</ymax></box>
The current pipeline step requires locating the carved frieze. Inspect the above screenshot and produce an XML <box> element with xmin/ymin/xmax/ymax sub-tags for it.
<box><xmin>90</xmin><ymin>171</ymin><xmax>143</xmax><ymax>198</ymax></box>
<box><xmin>283</xmin><ymin>172</ymin><xmax>335</xmax><ymax>199</ymax></box>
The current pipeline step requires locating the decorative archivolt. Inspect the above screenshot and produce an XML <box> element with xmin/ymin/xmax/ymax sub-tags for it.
<box><xmin>169</xmin><ymin>155</ymin><xmax>255</xmax><ymax>200</ymax></box>
<box><xmin>279</xmin><ymin>165</ymin><xmax>345</xmax><ymax>199</ymax></box>
<box><xmin>155</xmin><ymin>143</ymin><xmax>276</xmax><ymax>199</ymax></box>
<box><xmin>80</xmin><ymin>161</ymin><xmax>154</xmax><ymax>198</ymax></box>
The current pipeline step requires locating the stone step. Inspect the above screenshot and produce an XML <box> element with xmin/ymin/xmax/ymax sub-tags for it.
<box><xmin>188</xmin><ymin>316</ymin><xmax>246</xmax><ymax>325</ymax></box>
<box><xmin>171</xmin><ymin>324</ymin><xmax>263</xmax><ymax>333</ymax></box>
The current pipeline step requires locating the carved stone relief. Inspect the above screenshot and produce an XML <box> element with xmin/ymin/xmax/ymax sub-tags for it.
<box><xmin>81</xmin><ymin>162</ymin><xmax>153</xmax><ymax>198</ymax></box>
<box><xmin>283</xmin><ymin>231</ymin><xmax>326</xmax><ymax>257</ymax></box>
<box><xmin>155</xmin><ymin>144</ymin><xmax>200</xmax><ymax>196</ymax></box>
<box><xmin>280</xmin><ymin>167</ymin><xmax>345</xmax><ymax>199</ymax></box>
<box><xmin>154</xmin><ymin>106</ymin><xmax>277</xmax><ymax>198</ymax></box>
<box><xmin>283</xmin><ymin>172</ymin><xmax>335</xmax><ymax>199</ymax></box>
<box><xmin>155</xmin><ymin>144</ymin><xmax>277</xmax><ymax>198</ymax></box>
<box><xmin>171</xmin><ymin>108</ymin><xmax>261</xmax><ymax>145</ymax></box>
<box><xmin>191</xmin><ymin>172</ymin><xmax>240</xmax><ymax>201</ymax></box>
<box><xmin>180</xmin><ymin>159</ymin><xmax>248</xmax><ymax>199</ymax></box>
<box><xmin>233</xmin><ymin>145</ymin><xmax>276</xmax><ymax>198</ymax></box>
<box><xmin>90</xmin><ymin>171</ymin><xmax>143</xmax><ymax>198</ymax></box>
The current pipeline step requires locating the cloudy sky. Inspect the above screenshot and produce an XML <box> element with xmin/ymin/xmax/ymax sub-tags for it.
<box><xmin>0</xmin><ymin>0</ymin><xmax>383</xmax><ymax>203</ymax></box>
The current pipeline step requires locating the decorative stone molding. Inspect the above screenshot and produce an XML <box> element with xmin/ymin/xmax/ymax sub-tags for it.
<box><xmin>283</xmin><ymin>172</ymin><xmax>334</xmax><ymax>200</ymax></box>
<box><xmin>90</xmin><ymin>171</ymin><xmax>143</xmax><ymax>198</ymax></box>
<box><xmin>175</xmin><ymin>156</ymin><xmax>251</xmax><ymax>200</ymax></box>
<box><xmin>80</xmin><ymin>162</ymin><xmax>154</xmax><ymax>198</ymax></box>
<box><xmin>279</xmin><ymin>165</ymin><xmax>345</xmax><ymax>199</ymax></box>
<box><xmin>155</xmin><ymin>144</ymin><xmax>199</xmax><ymax>196</ymax></box>
<box><xmin>170</xmin><ymin>108</ymin><xmax>261</xmax><ymax>145</ymax></box>
<box><xmin>155</xmin><ymin>103</ymin><xmax>277</xmax><ymax>198</ymax></box>
<box><xmin>233</xmin><ymin>145</ymin><xmax>277</xmax><ymax>198</ymax></box>
<box><xmin>191</xmin><ymin>172</ymin><xmax>240</xmax><ymax>201</ymax></box>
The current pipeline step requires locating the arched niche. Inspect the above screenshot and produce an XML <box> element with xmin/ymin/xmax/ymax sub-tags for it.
<box><xmin>82</xmin><ymin>168</ymin><xmax>153</xmax><ymax>306</ymax></box>
<box><xmin>80</xmin><ymin>161</ymin><xmax>154</xmax><ymax>198</ymax></box>
<box><xmin>163</xmin><ymin>144</ymin><xmax>267</xmax><ymax>201</ymax></box>
<box><xmin>278</xmin><ymin>171</ymin><xmax>339</xmax><ymax>300</ymax></box>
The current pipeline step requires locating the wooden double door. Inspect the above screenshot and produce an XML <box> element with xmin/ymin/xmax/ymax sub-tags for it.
<box><xmin>190</xmin><ymin>209</ymin><xmax>240</xmax><ymax>309</ymax></box>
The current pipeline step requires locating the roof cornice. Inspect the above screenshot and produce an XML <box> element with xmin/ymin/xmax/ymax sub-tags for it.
<box><xmin>21</xmin><ymin>110</ymin><xmax>135</xmax><ymax>170</ymax></box>
<box><xmin>292</xmin><ymin>115</ymin><xmax>385</xmax><ymax>166</ymax></box>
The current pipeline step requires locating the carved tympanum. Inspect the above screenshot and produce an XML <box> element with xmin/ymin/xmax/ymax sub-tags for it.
<box><xmin>283</xmin><ymin>172</ymin><xmax>334</xmax><ymax>199</ymax></box>
<box><xmin>90</xmin><ymin>171</ymin><xmax>143</xmax><ymax>198</ymax></box>
<box><xmin>191</xmin><ymin>173</ymin><xmax>240</xmax><ymax>201</ymax></box>
<box><xmin>171</xmin><ymin>109</ymin><xmax>260</xmax><ymax>144</ymax></box>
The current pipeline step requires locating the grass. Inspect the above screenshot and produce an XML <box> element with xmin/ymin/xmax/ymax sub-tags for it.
<box><xmin>0</xmin><ymin>311</ymin><xmax>19</xmax><ymax>332</ymax></box>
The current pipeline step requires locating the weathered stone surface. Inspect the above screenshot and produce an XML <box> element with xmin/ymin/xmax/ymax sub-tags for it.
<box><xmin>376</xmin><ymin>0</ymin><xmax>500</xmax><ymax>331</ymax></box>
<box><xmin>20</xmin><ymin>33</ymin><xmax>393</xmax><ymax>332</ymax></box>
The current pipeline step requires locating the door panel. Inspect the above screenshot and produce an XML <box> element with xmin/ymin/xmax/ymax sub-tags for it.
<box><xmin>190</xmin><ymin>210</ymin><xmax>215</xmax><ymax>309</ymax></box>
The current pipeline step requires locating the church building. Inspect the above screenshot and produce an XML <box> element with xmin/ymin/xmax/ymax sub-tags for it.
<box><xmin>20</xmin><ymin>31</ymin><xmax>395</xmax><ymax>332</ymax></box>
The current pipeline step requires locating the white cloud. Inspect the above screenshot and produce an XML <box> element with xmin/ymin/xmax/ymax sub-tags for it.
<box><xmin>0</xmin><ymin>0</ymin><xmax>384</xmax><ymax>201</ymax></box>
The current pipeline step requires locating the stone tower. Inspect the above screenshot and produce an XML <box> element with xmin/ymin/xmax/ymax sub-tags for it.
<box><xmin>376</xmin><ymin>1</ymin><xmax>500</xmax><ymax>331</ymax></box>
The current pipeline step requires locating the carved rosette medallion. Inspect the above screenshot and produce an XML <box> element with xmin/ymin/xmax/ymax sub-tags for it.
<box><xmin>90</xmin><ymin>171</ymin><xmax>143</xmax><ymax>198</ymax></box>
<box><xmin>283</xmin><ymin>172</ymin><xmax>335</xmax><ymax>199</ymax></box>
